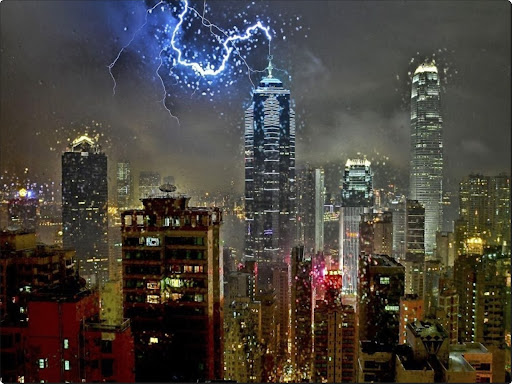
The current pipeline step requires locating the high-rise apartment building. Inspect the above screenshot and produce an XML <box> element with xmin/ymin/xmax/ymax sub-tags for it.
<box><xmin>405</xmin><ymin>199</ymin><xmax>425</xmax><ymax>256</ymax></box>
<box><xmin>399</xmin><ymin>294</ymin><xmax>424</xmax><ymax>344</ymax></box>
<box><xmin>116</xmin><ymin>161</ymin><xmax>133</xmax><ymax>210</ymax></box>
<box><xmin>409</xmin><ymin>62</ymin><xmax>443</xmax><ymax>255</ymax></box>
<box><xmin>244</xmin><ymin>59</ymin><xmax>296</xmax><ymax>286</ymax></box>
<box><xmin>340</xmin><ymin>159</ymin><xmax>373</xmax><ymax>293</ymax></box>
<box><xmin>121</xmin><ymin>193</ymin><xmax>223</xmax><ymax>381</ymax></box>
<box><xmin>62</xmin><ymin>135</ymin><xmax>108</xmax><ymax>287</ymax></box>
<box><xmin>359</xmin><ymin>211</ymin><xmax>393</xmax><ymax>256</ymax></box>
<box><xmin>290</xmin><ymin>246</ymin><xmax>313</xmax><ymax>381</ymax></box>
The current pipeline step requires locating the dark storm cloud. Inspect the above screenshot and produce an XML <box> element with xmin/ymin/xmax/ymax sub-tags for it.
<box><xmin>0</xmin><ymin>0</ymin><xmax>510</xmax><ymax>198</ymax></box>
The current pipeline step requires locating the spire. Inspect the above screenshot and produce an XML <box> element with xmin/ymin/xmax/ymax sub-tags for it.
<box><xmin>266</xmin><ymin>55</ymin><xmax>273</xmax><ymax>78</ymax></box>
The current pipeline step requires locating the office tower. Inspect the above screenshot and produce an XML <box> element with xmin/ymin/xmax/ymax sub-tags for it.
<box><xmin>436</xmin><ymin>287</ymin><xmax>459</xmax><ymax>344</ymax></box>
<box><xmin>62</xmin><ymin>135</ymin><xmax>108</xmax><ymax>287</ymax></box>
<box><xmin>8</xmin><ymin>188</ymin><xmax>38</xmax><ymax>231</ymax></box>
<box><xmin>116</xmin><ymin>161</ymin><xmax>133</xmax><ymax>210</ymax></box>
<box><xmin>244</xmin><ymin>58</ymin><xmax>296</xmax><ymax>286</ymax></box>
<box><xmin>121</xmin><ymin>193</ymin><xmax>223</xmax><ymax>381</ymax></box>
<box><xmin>297</xmin><ymin>167</ymin><xmax>325</xmax><ymax>254</ymax></box>
<box><xmin>290</xmin><ymin>246</ymin><xmax>313</xmax><ymax>381</ymax></box>
<box><xmin>358</xmin><ymin>254</ymin><xmax>404</xmax><ymax>347</ymax></box>
<box><xmin>138</xmin><ymin>171</ymin><xmax>161</xmax><ymax>199</ymax></box>
<box><xmin>399</xmin><ymin>294</ymin><xmax>424</xmax><ymax>344</ymax></box>
<box><xmin>359</xmin><ymin>211</ymin><xmax>393</xmax><ymax>256</ymax></box>
<box><xmin>409</xmin><ymin>61</ymin><xmax>443</xmax><ymax>255</ymax></box>
<box><xmin>340</xmin><ymin>159</ymin><xmax>373</xmax><ymax>293</ymax></box>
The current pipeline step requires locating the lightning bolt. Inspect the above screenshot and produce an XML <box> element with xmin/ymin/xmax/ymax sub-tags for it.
<box><xmin>108</xmin><ymin>0</ymin><xmax>274</xmax><ymax>119</ymax></box>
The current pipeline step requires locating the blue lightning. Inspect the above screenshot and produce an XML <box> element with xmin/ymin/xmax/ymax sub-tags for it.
<box><xmin>108</xmin><ymin>0</ymin><xmax>274</xmax><ymax>119</ymax></box>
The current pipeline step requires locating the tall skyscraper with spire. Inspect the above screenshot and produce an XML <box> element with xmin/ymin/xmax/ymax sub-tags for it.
<box><xmin>409</xmin><ymin>62</ymin><xmax>443</xmax><ymax>255</ymax></box>
<box><xmin>244</xmin><ymin>57</ymin><xmax>296</xmax><ymax>286</ymax></box>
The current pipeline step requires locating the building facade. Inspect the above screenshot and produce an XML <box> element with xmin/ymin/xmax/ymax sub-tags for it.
<box><xmin>121</xmin><ymin>194</ymin><xmax>223</xmax><ymax>381</ymax></box>
<box><xmin>409</xmin><ymin>62</ymin><xmax>443</xmax><ymax>255</ymax></box>
<box><xmin>117</xmin><ymin>161</ymin><xmax>133</xmax><ymax>210</ymax></box>
<box><xmin>62</xmin><ymin>135</ymin><xmax>108</xmax><ymax>287</ymax></box>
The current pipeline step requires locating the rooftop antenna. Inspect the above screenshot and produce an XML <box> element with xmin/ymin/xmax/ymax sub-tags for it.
<box><xmin>266</xmin><ymin>55</ymin><xmax>273</xmax><ymax>78</ymax></box>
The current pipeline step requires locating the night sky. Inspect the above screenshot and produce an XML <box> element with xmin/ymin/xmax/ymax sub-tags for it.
<box><xmin>1</xmin><ymin>0</ymin><xmax>510</xmax><ymax>199</ymax></box>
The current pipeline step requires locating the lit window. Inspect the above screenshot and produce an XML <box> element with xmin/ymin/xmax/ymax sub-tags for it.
<box><xmin>149</xmin><ymin>337</ymin><xmax>159</xmax><ymax>344</ymax></box>
<box><xmin>63</xmin><ymin>339</ymin><xmax>69</xmax><ymax>349</ymax></box>
<box><xmin>38</xmin><ymin>358</ymin><xmax>47</xmax><ymax>369</ymax></box>
<box><xmin>64</xmin><ymin>360</ymin><xmax>70</xmax><ymax>371</ymax></box>
<box><xmin>146</xmin><ymin>295</ymin><xmax>160</xmax><ymax>304</ymax></box>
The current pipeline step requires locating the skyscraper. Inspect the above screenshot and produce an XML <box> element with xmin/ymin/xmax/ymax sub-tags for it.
<box><xmin>339</xmin><ymin>159</ymin><xmax>373</xmax><ymax>293</ymax></box>
<box><xmin>409</xmin><ymin>62</ymin><xmax>443</xmax><ymax>255</ymax></box>
<box><xmin>244</xmin><ymin>58</ymin><xmax>296</xmax><ymax>286</ymax></box>
<box><xmin>62</xmin><ymin>135</ymin><xmax>108</xmax><ymax>287</ymax></box>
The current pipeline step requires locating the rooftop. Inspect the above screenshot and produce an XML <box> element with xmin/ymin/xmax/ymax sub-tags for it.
<box><xmin>414</xmin><ymin>62</ymin><xmax>438</xmax><ymax>75</ymax></box>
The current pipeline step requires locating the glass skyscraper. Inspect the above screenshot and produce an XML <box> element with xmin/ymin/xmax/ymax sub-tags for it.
<box><xmin>339</xmin><ymin>159</ymin><xmax>373</xmax><ymax>293</ymax></box>
<box><xmin>62</xmin><ymin>135</ymin><xmax>108</xmax><ymax>287</ymax></box>
<box><xmin>409</xmin><ymin>62</ymin><xmax>443</xmax><ymax>255</ymax></box>
<box><xmin>244</xmin><ymin>58</ymin><xmax>296</xmax><ymax>285</ymax></box>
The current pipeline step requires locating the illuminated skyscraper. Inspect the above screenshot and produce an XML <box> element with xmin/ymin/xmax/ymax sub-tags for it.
<box><xmin>339</xmin><ymin>159</ymin><xmax>373</xmax><ymax>293</ymax></box>
<box><xmin>298</xmin><ymin>167</ymin><xmax>325</xmax><ymax>254</ymax></box>
<box><xmin>409</xmin><ymin>62</ymin><xmax>443</xmax><ymax>255</ymax></box>
<box><xmin>62</xmin><ymin>135</ymin><xmax>108</xmax><ymax>287</ymax></box>
<box><xmin>244</xmin><ymin>58</ymin><xmax>296</xmax><ymax>285</ymax></box>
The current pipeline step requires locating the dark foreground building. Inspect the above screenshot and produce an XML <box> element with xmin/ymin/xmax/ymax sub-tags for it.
<box><xmin>121</xmin><ymin>191</ymin><xmax>223</xmax><ymax>381</ymax></box>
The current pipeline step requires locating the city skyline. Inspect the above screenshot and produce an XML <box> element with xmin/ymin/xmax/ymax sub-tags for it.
<box><xmin>0</xmin><ymin>1</ymin><xmax>510</xmax><ymax>198</ymax></box>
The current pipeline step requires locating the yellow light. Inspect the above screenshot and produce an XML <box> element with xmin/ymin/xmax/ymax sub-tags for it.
<box><xmin>19</xmin><ymin>188</ymin><xmax>27</xmax><ymax>198</ymax></box>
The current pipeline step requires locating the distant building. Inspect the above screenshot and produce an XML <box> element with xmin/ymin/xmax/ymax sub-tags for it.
<box><xmin>8</xmin><ymin>188</ymin><xmax>38</xmax><ymax>232</ymax></box>
<box><xmin>359</xmin><ymin>211</ymin><xmax>393</xmax><ymax>257</ymax></box>
<box><xmin>436</xmin><ymin>288</ymin><xmax>459</xmax><ymax>344</ymax></box>
<box><xmin>121</xmin><ymin>193</ymin><xmax>223</xmax><ymax>381</ymax></box>
<box><xmin>116</xmin><ymin>161</ymin><xmax>133</xmax><ymax>210</ymax></box>
<box><xmin>62</xmin><ymin>135</ymin><xmax>108</xmax><ymax>287</ymax></box>
<box><xmin>390</xmin><ymin>196</ymin><xmax>406</xmax><ymax>259</ymax></box>
<box><xmin>405</xmin><ymin>199</ymin><xmax>425</xmax><ymax>256</ymax></box>
<box><xmin>340</xmin><ymin>159</ymin><xmax>373</xmax><ymax>293</ymax></box>
<box><xmin>297</xmin><ymin>167</ymin><xmax>325</xmax><ymax>254</ymax></box>
<box><xmin>138</xmin><ymin>171</ymin><xmax>161</xmax><ymax>200</ymax></box>
<box><xmin>409</xmin><ymin>62</ymin><xmax>443</xmax><ymax>255</ymax></box>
